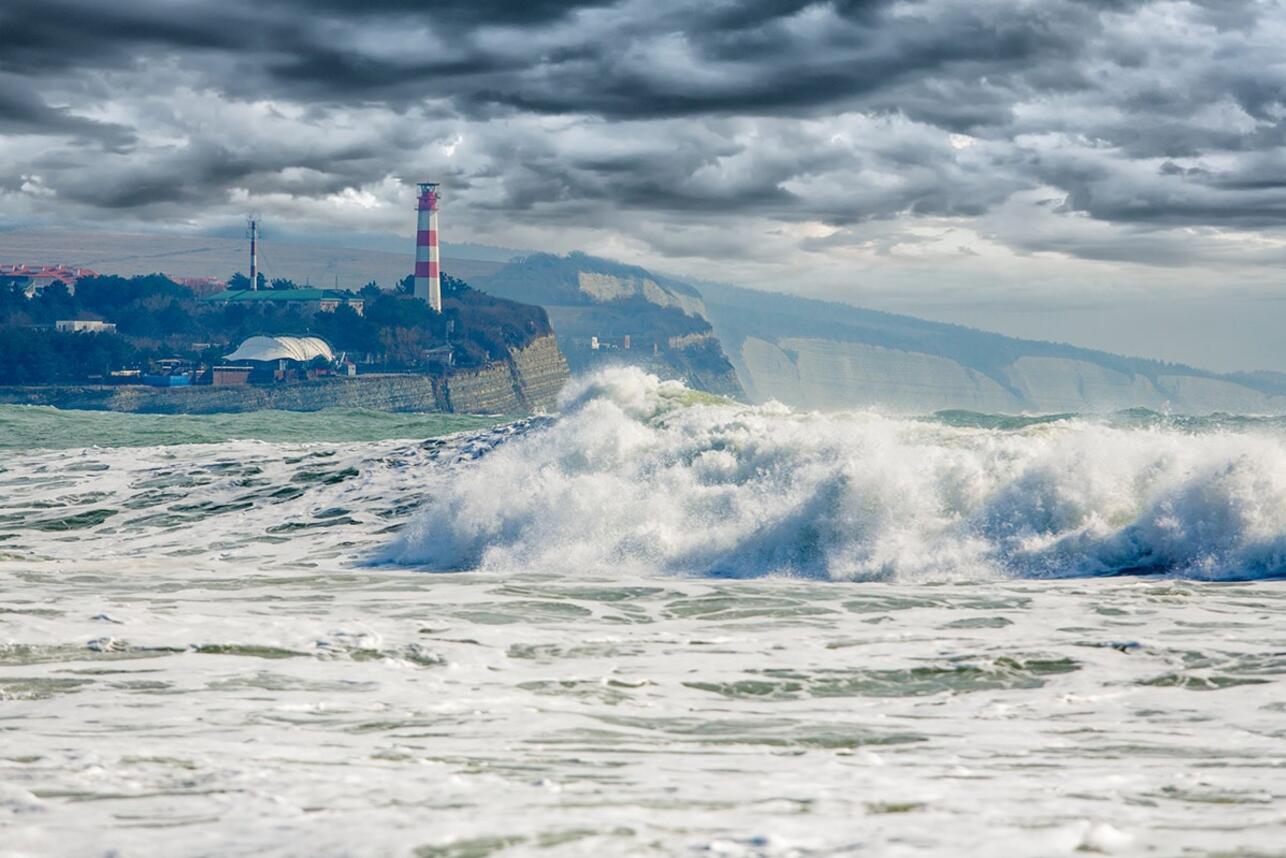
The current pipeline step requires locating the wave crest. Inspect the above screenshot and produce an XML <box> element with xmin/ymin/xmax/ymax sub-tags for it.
<box><xmin>387</xmin><ymin>368</ymin><xmax>1286</xmax><ymax>581</ymax></box>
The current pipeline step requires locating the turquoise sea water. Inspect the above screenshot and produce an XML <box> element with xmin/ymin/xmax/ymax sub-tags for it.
<box><xmin>0</xmin><ymin>404</ymin><xmax>502</xmax><ymax>450</ymax></box>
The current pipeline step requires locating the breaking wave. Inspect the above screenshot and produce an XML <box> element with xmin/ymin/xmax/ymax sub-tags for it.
<box><xmin>388</xmin><ymin>367</ymin><xmax>1286</xmax><ymax>581</ymax></box>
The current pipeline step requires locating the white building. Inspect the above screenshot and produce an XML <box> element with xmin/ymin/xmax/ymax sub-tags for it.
<box><xmin>56</xmin><ymin>320</ymin><xmax>117</xmax><ymax>334</ymax></box>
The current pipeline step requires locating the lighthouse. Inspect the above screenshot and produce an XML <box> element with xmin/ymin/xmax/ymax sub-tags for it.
<box><xmin>414</xmin><ymin>182</ymin><xmax>441</xmax><ymax>312</ymax></box>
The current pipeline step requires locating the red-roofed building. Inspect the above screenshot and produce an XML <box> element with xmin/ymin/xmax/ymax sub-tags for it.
<box><xmin>0</xmin><ymin>264</ymin><xmax>98</xmax><ymax>297</ymax></box>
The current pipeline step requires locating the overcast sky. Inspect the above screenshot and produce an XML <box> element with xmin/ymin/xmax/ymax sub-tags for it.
<box><xmin>2</xmin><ymin>0</ymin><xmax>1284</xmax><ymax>370</ymax></box>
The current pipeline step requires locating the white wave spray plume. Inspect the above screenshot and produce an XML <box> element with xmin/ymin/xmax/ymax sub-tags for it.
<box><xmin>387</xmin><ymin>367</ymin><xmax>1286</xmax><ymax>581</ymax></box>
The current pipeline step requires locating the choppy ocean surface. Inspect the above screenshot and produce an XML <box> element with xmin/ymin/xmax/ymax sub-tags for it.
<box><xmin>2</xmin><ymin>369</ymin><xmax>1284</xmax><ymax>857</ymax></box>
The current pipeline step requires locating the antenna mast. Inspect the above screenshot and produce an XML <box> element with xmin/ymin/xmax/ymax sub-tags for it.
<box><xmin>247</xmin><ymin>216</ymin><xmax>259</xmax><ymax>291</ymax></box>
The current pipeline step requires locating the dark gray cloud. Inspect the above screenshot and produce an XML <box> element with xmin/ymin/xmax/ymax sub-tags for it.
<box><xmin>0</xmin><ymin>0</ymin><xmax>1137</xmax><ymax>118</ymax></box>
<box><xmin>0</xmin><ymin>0</ymin><xmax>1284</xmax><ymax>270</ymax></box>
<box><xmin>0</xmin><ymin>74</ymin><xmax>134</xmax><ymax>148</ymax></box>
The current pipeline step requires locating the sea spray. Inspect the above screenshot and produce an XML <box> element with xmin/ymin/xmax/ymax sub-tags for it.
<box><xmin>388</xmin><ymin>367</ymin><xmax>1286</xmax><ymax>580</ymax></box>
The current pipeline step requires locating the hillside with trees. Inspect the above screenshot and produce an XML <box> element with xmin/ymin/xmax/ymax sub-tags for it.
<box><xmin>0</xmin><ymin>271</ymin><xmax>552</xmax><ymax>384</ymax></box>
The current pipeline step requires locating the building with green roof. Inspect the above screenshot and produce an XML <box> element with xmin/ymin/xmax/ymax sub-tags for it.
<box><xmin>204</xmin><ymin>289</ymin><xmax>364</xmax><ymax>315</ymax></box>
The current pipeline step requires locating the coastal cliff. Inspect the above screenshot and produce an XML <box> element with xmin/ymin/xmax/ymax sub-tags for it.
<box><xmin>700</xmin><ymin>281</ymin><xmax>1286</xmax><ymax>415</ymax></box>
<box><xmin>443</xmin><ymin>334</ymin><xmax>569</xmax><ymax>413</ymax></box>
<box><xmin>474</xmin><ymin>252</ymin><xmax>745</xmax><ymax>399</ymax></box>
<box><xmin>0</xmin><ymin>335</ymin><xmax>570</xmax><ymax>415</ymax></box>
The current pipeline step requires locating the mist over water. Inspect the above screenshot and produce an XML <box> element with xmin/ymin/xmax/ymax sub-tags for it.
<box><xmin>391</xmin><ymin>368</ymin><xmax>1286</xmax><ymax>582</ymax></box>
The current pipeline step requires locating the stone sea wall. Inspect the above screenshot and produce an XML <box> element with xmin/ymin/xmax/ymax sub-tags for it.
<box><xmin>0</xmin><ymin>335</ymin><xmax>570</xmax><ymax>415</ymax></box>
<box><xmin>508</xmin><ymin>333</ymin><xmax>572</xmax><ymax>411</ymax></box>
<box><xmin>445</xmin><ymin>334</ymin><xmax>569</xmax><ymax>413</ymax></box>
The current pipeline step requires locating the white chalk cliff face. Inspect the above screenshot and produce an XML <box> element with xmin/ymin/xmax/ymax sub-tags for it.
<box><xmin>576</xmin><ymin>272</ymin><xmax>708</xmax><ymax>318</ymax></box>
<box><xmin>696</xmin><ymin>282</ymin><xmax>1286</xmax><ymax>415</ymax></box>
<box><xmin>736</xmin><ymin>339</ymin><xmax>1286</xmax><ymax>414</ymax></box>
<box><xmin>475</xmin><ymin>252</ymin><xmax>709</xmax><ymax>315</ymax></box>
<box><xmin>740</xmin><ymin>337</ymin><xmax>1015</xmax><ymax>412</ymax></box>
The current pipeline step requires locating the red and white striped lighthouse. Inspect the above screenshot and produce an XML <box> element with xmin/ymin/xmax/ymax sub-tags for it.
<box><xmin>414</xmin><ymin>182</ymin><xmax>441</xmax><ymax>311</ymax></box>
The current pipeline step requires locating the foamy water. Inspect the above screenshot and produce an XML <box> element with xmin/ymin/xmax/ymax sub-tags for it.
<box><xmin>1</xmin><ymin>371</ymin><xmax>1284</xmax><ymax>857</ymax></box>
<box><xmin>391</xmin><ymin>369</ymin><xmax>1286</xmax><ymax>582</ymax></box>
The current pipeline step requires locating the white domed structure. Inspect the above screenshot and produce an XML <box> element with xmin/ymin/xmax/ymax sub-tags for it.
<box><xmin>224</xmin><ymin>336</ymin><xmax>335</xmax><ymax>364</ymax></box>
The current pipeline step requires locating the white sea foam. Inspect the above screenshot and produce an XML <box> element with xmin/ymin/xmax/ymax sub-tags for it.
<box><xmin>389</xmin><ymin>367</ymin><xmax>1286</xmax><ymax>580</ymax></box>
<box><xmin>3</xmin><ymin>376</ymin><xmax>1286</xmax><ymax>856</ymax></box>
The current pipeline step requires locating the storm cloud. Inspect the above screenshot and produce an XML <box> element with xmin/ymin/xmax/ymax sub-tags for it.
<box><xmin>2</xmin><ymin>0</ymin><xmax>1285</xmax><ymax>286</ymax></box>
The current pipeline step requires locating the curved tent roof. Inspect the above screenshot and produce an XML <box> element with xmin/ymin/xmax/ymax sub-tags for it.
<box><xmin>225</xmin><ymin>336</ymin><xmax>334</xmax><ymax>363</ymax></box>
